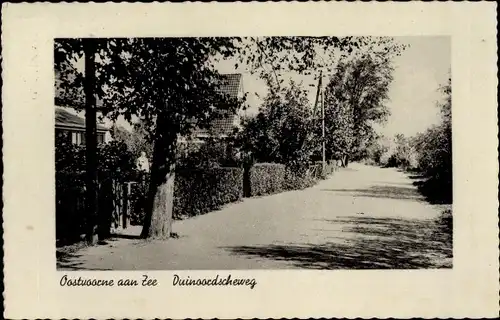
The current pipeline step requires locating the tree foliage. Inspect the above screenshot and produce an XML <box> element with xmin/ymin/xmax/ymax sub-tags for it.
<box><xmin>111</xmin><ymin>121</ymin><xmax>153</xmax><ymax>162</ymax></box>
<box><xmin>322</xmin><ymin>52</ymin><xmax>399</xmax><ymax>163</ymax></box>
<box><xmin>55</xmin><ymin>138</ymin><xmax>137</xmax><ymax>180</ymax></box>
<box><xmin>365</xmin><ymin>134</ymin><xmax>391</xmax><ymax>165</ymax></box>
<box><xmin>386</xmin><ymin>133</ymin><xmax>416</xmax><ymax>169</ymax></box>
<box><xmin>238</xmin><ymin>36</ymin><xmax>406</xmax><ymax>92</ymax></box>
<box><xmin>55</xmin><ymin>38</ymin><xmax>243</xmax><ymax>136</ymax></box>
<box><xmin>412</xmin><ymin>76</ymin><xmax>452</xmax><ymax>203</ymax></box>
<box><xmin>384</xmin><ymin>76</ymin><xmax>452</xmax><ymax>203</ymax></box>
<box><xmin>236</xmin><ymin>80</ymin><xmax>314</xmax><ymax>168</ymax></box>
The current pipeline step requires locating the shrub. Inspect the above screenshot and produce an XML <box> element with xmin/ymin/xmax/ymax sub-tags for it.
<box><xmin>248</xmin><ymin>163</ymin><xmax>286</xmax><ymax>196</ymax></box>
<box><xmin>174</xmin><ymin>167</ymin><xmax>243</xmax><ymax>219</ymax></box>
<box><xmin>283</xmin><ymin>167</ymin><xmax>316</xmax><ymax>191</ymax></box>
<box><xmin>126</xmin><ymin>166</ymin><xmax>244</xmax><ymax>224</ymax></box>
<box><xmin>55</xmin><ymin>139</ymin><xmax>138</xmax><ymax>180</ymax></box>
<box><xmin>55</xmin><ymin>141</ymin><xmax>86</xmax><ymax>174</ymax></box>
<box><xmin>129</xmin><ymin>171</ymin><xmax>149</xmax><ymax>226</ymax></box>
<box><xmin>379</xmin><ymin>152</ymin><xmax>391</xmax><ymax>166</ymax></box>
<box><xmin>98</xmin><ymin>141</ymin><xmax>138</xmax><ymax>181</ymax></box>
<box><xmin>436</xmin><ymin>208</ymin><xmax>452</xmax><ymax>234</ymax></box>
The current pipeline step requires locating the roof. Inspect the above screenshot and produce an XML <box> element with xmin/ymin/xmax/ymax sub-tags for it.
<box><xmin>196</xmin><ymin>116</ymin><xmax>236</xmax><ymax>137</ymax></box>
<box><xmin>55</xmin><ymin>108</ymin><xmax>108</xmax><ymax>132</ymax></box>
<box><xmin>194</xmin><ymin>74</ymin><xmax>242</xmax><ymax>137</ymax></box>
<box><xmin>219</xmin><ymin>73</ymin><xmax>242</xmax><ymax>99</ymax></box>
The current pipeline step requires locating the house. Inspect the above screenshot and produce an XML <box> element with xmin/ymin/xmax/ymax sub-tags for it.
<box><xmin>186</xmin><ymin>73</ymin><xmax>245</xmax><ymax>143</ymax></box>
<box><xmin>176</xmin><ymin>73</ymin><xmax>245</xmax><ymax>161</ymax></box>
<box><xmin>55</xmin><ymin>107</ymin><xmax>110</xmax><ymax>146</ymax></box>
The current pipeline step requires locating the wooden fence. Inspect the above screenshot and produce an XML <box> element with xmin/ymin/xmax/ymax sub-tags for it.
<box><xmin>56</xmin><ymin>171</ymin><xmax>148</xmax><ymax>244</ymax></box>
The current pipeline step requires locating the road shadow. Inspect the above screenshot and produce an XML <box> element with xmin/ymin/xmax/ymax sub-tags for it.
<box><xmin>56</xmin><ymin>235</ymin><xmax>139</xmax><ymax>270</ymax></box>
<box><xmin>222</xmin><ymin>216</ymin><xmax>452</xmax><ymax>269</ymax></box>
<box><xmin>56</xmin><ymin>249</ymin><xmax>88</xmax><ymax>270</ymax></box>
<box><xmin>320</xmin><ymin>185</ymin><xmax>424</xmax><ymax>201</ymax></box>
<box><xmin>410</xmin><ymin>175</ymin><xmax>452</xmax><ymax>205</ymax></box>
<box><xmin>408</xmin><ymin>173</ymin><xmax>426</xmax><ymax>180</ymax></box>
<box><xmin>418</xmin><ymin>181</ymin><xmax>452</xmax><ymax>205</ymax></box>
<box><xmin>109</xmin><ymin>233</ymin><xmax>143</xmax><ymax>240</ymax></box>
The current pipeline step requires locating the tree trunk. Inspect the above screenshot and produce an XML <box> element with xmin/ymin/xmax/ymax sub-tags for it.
<box><xmin>83</xmin><ymin>38</ymin><xmax>99</xmax><ymax>245</ymax></box>
<box><xmin>243</xmin><ymin>162</ymin><xmax>252</xmax><ymax>197</ymax></box>
<box><xmin>140</xmin><ymin>114</ymin><xmax>177</xmax><ymax>239</ymax></box>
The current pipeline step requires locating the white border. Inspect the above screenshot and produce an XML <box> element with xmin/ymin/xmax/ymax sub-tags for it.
<box><xmin>2</xmin><ymin>2</ymin><xmax>498</xmax><ymax>318</ymax></box>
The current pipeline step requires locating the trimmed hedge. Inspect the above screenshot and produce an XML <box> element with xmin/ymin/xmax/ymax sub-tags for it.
<box><xmin>244</xmin><ymin>162</ymin><xmax>323</xmax><ymax>197</ymax></box>
<box><xmin>174</xmin><ymin>167</ymin><xmax>244</xmax><ymax>219</ymax></box>
<box><xmin>248</xmin><ymin>163</ymin><xmax>286</xmax><ymax>197</ymax></box>
<box><xmin>283</xmin><ymin>167</ymin><xmax>317</xmax><ymax>191</ymax></box>
<box><xmin>129</xmin><ymin>172</ymin><xmax>149</xmax><ymax>226</ymax></box>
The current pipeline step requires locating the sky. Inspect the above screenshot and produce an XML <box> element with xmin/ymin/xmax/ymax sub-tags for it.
<box><xmin>63</xmin><ymin>36</ymin><xmax>451</xmax><ymax>138</ymax></box>
<box><xmin>381</xmin><ymin>36</ymin><xmax>450</xmax><ymax>137</ymax></box>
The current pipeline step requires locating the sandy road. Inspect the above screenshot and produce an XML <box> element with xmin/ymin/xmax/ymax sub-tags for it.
<box><xmin>57</xmin><ymin>163</ymin><xmax>452</xmax><ymax>270</ymax></box>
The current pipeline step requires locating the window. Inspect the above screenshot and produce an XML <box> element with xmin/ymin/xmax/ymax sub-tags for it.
<box><xmin>70</xmin><ymin>131</ymin><xmax>105</xmax><ymax>145</ymax></box>
<box><xmin>71</xmin><ymin>132</ymin><xmax>82</xmax><ymax>145</ymax></box>
<box><xmin>97</xmin><ymin>133</ymin><xmax>105</xmax><ymax>144</ymax></box>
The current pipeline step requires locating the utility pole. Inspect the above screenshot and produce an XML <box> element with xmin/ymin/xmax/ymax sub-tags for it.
<box><xmin>321</xmin><ymin>74</ymin><xmax>326</xmax><ymax>174</ymax></box>
<box><xmin>83</xmin><ymin>38</ymin><xmax>99</xmax><ymax>245</ymax></box>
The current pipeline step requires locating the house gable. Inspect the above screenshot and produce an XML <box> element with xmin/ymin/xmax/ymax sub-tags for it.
<box><xmin>192</xmin><ymin>73</ymin><xmax>243</xmax><ymax>139</ymax></box>
<box><xmin>55</xmin><ymin>107</ymin><xmax>108</xmax><ymax>132</ymax></box>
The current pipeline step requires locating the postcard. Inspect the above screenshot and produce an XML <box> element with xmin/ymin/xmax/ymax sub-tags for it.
<box><xmin>2</xmin><ymin>2</ymin><xmax>498</xmax><ymax>318</ymax></box>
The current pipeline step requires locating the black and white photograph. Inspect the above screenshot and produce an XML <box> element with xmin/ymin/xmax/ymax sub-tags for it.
<box><xmin>3</xmin><ymin>3</ymin><xmax>498</xmax><ymax>319</ymax></box>
<box><xmin>55</xmin><ymin>36</ymin><xmax>453</xmax><ymax>270</ymax></box>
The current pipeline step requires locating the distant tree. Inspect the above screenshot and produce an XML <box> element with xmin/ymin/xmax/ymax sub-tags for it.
<box><xmin>322</xmin><ymin>53</ymin><xmax>398</xmax><ymax>166</ymax></box>
<box><xmin>365</xmin><ymin>134</ymin><xmax>391</xmax><ymax>165</ymax></box>
<box><xmin>387</xmin><ymin>133</ymin><xmax>415</xmax><ymax>169</ymax></box>
<box><xmin>239</xmin><ymin>37</ymin><xmax>405</xmax><ymax>168</ymax></box>
<box><xmin>323</xmin><ymin>99</ymin><xmax>356</xmax><ymax>166</ymax></box>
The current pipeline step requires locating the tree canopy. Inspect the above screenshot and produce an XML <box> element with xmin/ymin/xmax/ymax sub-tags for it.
<box><xmin>321</xmin><ymin>50</ymin><xmax>400</xmax><ymax>163</ymax></box>
<box><xmin>238</xmin><ymin>36</ymin><xmax>405</xmax><ymax>91</ymax></box>
<box><xmin>236</xmin><ymin>80</ymin><xmax>314</xmax><ymax>167</ymax></box>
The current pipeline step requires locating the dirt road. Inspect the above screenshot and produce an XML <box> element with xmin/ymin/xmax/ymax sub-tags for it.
<box><xmin>57</xmin><ymin>163</ymin><xmax>452</xmax><ymax>270</ymax></box>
